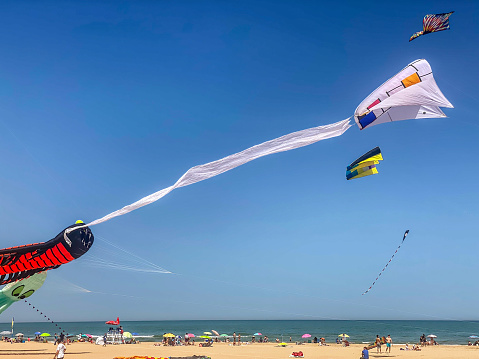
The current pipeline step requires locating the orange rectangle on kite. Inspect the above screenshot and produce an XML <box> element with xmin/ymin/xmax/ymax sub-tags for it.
<box><xmin>402</xmin><ymin>72</ymin><xmax>421</xmax><ymax>88</ymax></box>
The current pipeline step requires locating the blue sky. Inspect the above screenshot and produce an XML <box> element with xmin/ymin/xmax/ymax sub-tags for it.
<box><xmin>0</xmin><ymin>0</ymin><xmax>478</xmax><ymax>322</ymax></box>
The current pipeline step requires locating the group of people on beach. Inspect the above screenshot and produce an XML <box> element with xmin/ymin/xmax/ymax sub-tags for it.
<box><xmin>360</xmin><ymin>334</ymin><xmax>393</xmax><ymax>359</ymax></box>
<box><xmin>374</xmin><ymin>334</ymin><xmax>393</xmax><ymax>353</ymax></box>
<box><xmin>420</xmin><ymin>333</ymin><xmax>438</xmax><ymax>346</ymax></box>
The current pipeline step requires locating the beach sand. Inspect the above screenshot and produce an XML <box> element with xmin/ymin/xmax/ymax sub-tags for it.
<box><xmin>1</xmin><ymin>342</ymin><xmax>478</xmax><ymax>359</ymax></box>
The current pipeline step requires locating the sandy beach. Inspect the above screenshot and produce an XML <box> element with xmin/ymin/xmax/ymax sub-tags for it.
<box><xmin>1</xmin><ymin>341</ymin><xmax>478</xmax><ymax>359</ymax></box>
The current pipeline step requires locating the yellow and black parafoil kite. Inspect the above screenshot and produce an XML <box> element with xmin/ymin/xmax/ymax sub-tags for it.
<box><xmin>346</xmin><ymin>147</ymin><xmax>383</xmax><ymax>180</ymax></box>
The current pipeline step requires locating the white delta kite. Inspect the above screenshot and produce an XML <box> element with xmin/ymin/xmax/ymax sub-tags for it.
<box><xmin>73</xmin><ymin>59</ymin><xmax>453</xmax><ymax>229</ymax></box>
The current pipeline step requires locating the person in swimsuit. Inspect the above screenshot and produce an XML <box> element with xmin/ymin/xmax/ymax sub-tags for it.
<box><xmin>375</xmin><ymin>335</ymin><xmax>381</xmax><ymax>353</ymax></box>
<box><xmin>386</xmin><ymin>335</ymin><xmax>392</xmax><ymax>353</ymax></box>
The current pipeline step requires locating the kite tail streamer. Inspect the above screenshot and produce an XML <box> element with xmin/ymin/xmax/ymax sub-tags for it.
<box><xmin>70</xmin><ymin>118</ymin><xmax>351</xmax><ymax>230</ymax></box>
<box><xmin>25</xmin><ymin>299</ymin><xmax>69</xmax><ymax>335</ymax></box>
<box><xmin>362</xmin><ymin>230</ymin><xmax>409</xmax><ymax>295</ymax></box>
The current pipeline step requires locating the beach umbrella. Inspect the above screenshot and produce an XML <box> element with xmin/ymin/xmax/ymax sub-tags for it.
<box><xmin>15</xmin><ymin>333</ymin><xmax>24</xmax><ymax>336</ymax></box>
<box><xmin>123</xmin><ymin>332</ymin><xmax>133</xmax><ymax>339</ymax></box>
<box><xmin>279</xmin><ymin>342</ymin><xmax>288</xmax><ymax>347</ymax></box>
<box><xmin>132</xmin><ymin>333</ymin><xmax>139</xmax><ymax>336</ymax></box>
<box><xmin>338</xmin><ymin>334</ymin><xmax>349</xmax><ymax>337</ymax></box>
<box><xmin>34</xmin><ymin>332</ymin><xmax>41</xmax><ymax>335</ymax></box>
<box><xmin>86</xmin><ymin>334</ymin><xmax>92</xmax><ymax>338</ymax></box>
<box><xmin>212</xmin><ymin>330</ymin><xmax>219</xmax><ymax>336</ymax></box>
<box><xmin>220</xmin><ymin>334</ymin><xmax>228</xmax><ymax>337</ymax></box>
<box><xmin>163</xmin><ymin>333</ymin><xmax>175</xmax><ymax>338</ymax></box>
<box><xmin>40</xmin><ymin>333</ymin><xmax>51</xmax><ymax>337</ymax></box>
<box><xmin>0</xmin><ymin>331</ymin><xmax>11</xmax><ymax>335</ymax></box>
<box><xmin>254</xmin><ymin>333</ymin><xmax>262</xmax><ymax>336</ymax></box>
<box><xmin>469</xmin><ymin>335</ymin><xmax>479</xmax><ymax>339</ymax></box>
<box><xmin>199</xmin><ymin>335</ymin><xmax>211</xmax><ymax>339</ymax></box>
<box><xmin>302</xmin><ymin>334</ymin><xmax>311</xmax><ymax>338</ymax></box>
<box><xmin>204</xmin><ymin>332</ymin><xmax>212</xmax><ymax>335</ymax></box>
<box><xmin>186</xmin><ymin>333</ymin><xmax>195</xmax><ymax>338</ymax></box>
<box><xmin>427</xmin><ymin>334</ymin><xmax>437</xmax><ymax>338</ymax></box>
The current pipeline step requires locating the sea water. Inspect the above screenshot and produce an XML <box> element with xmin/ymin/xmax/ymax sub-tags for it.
<box><xmin>3</xmin><ymin>320</ymin><xmax>478</xmax><ymax>345</ymax></box>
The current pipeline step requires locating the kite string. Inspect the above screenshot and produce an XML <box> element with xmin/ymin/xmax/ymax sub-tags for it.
<box><xmin>362</xmin><ymin>230</ymin><xmax>409</xmax><ymax>295</ymax></box>
<box><xmin>24</xmin><ymin>299</ymin><xmax>69</xmax><ymax>336</ymax></box>
<box><xmin>65</xmin><ymin>118</ymin><xmax>351</xmax><ymax>233</ymax></box>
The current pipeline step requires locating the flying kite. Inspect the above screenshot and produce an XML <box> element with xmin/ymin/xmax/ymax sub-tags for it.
<box><xmin>0</xmin><ymin>271</ymin><xmax>47</xmax><ymax>315</ymax></box>
<box><xmin>409</xmin><ymin>12</ymin><xmax>454</xmax><ymax>42</ymax></box>
<box><xmin>0</xmin><ymin>221</ymin><xmax>93</xmax><ymax>285</ymax></box>
<box><xmin>0</xmin><ymin>59</ymin><xmax>452</xmax><ymax>289</ymax></box>
<box><xmin>362</xmin><ymin>230</ymin><xmax>409</xmax><ymax>295</ymax></box>
<box><xmin>63</xmin><ymin>59</ymin><xmax>452</xmax><ymax>232</ymax></box>
<box><xmin>346</xmin><ymin>147</ymin><xmax>383</xmax><ymax>180</ymax></box>
<box><xmin>354</xmin><ymin>59</ymin><xmax>453</xmax><ymax>130</ymax></box>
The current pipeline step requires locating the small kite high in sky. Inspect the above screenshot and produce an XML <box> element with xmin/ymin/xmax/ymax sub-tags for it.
<box><xmin>346</xmin><ymin>147</ymin><xmax>383</xmax><ymax>180</ymax></box>
<box><xmin>0</xmin><ymin>271</ymin><xmax>46</xmax><ymax>315</ymax></box>
<box><xmin>409</xmin><ymin>12</ymin><xmax>454</xmax><ymax>42</ymax></box>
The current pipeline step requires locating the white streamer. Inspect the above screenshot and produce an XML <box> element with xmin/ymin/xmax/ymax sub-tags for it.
<box><xmin>80</xmin><ymin>118</ymin><xmax>351</xmax><ymax>228</ymax></box>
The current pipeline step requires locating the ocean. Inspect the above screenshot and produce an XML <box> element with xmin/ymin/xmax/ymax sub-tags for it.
<box><xmin>3</xmin><ymin>320</ymin><xmax>478</xmax><ymax>345</ymax></box>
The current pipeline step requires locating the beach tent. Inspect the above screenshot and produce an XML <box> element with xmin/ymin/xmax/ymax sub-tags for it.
<box><xmin>95</xmin><ymin>337</ymin><xmax>104</xmax><ymax>345</ymax></box>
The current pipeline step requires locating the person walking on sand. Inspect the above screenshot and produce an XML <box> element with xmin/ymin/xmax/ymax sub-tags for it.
<box><xmin>386</xmin><ymin>335</ymin><xmax>392</xmax><ymax>353</ymax></box>
<box><xmin>54</xmin><ymin>339</ymin><xmax>66</xmax><ymax>359</ymax></box>
<box><xmin>375</xmin><ymin>335</ymin><xmax>382</xmax><ymax>353</ymax></box>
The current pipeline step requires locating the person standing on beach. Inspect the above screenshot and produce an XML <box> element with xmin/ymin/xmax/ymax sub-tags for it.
<box><xmin>375</xmin><ymin>335</ymin><xmax>381</xmax><ymax>353</ymax></box>
<box><xmin>233</xmin><ymin>332</ymin><xmax>236</xmax><ymax>346</ymax></box>
<box><xmin>54</xmin><ymin>340</ymin><xmax>66</xmax><ymax>359</ymax></box>
<box><xmin>386</xmin><ymin>335</ymin><xmax>392</xmax><ymax>353</ymax></box>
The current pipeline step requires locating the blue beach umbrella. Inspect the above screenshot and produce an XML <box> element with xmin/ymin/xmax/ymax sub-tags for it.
<box><xmin>132</xmin><ymin>333</ymin><xmax>139</xmax><ymax>335</ymax></box>
<box><xmin>34</xmin><ymin>332</ymin><xmax>41</xmax><ymax>335</ymax></box>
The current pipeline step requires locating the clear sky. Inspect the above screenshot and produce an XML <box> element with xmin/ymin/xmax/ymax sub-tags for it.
<box><xmin>0</xmin><ymin>0</ymin><xmax>478</xmax><ymax>322</ymax></box>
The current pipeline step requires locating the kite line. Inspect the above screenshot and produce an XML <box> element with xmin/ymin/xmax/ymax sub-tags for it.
<box><xmin>362</xmin><ymin>230</ymin><xmax>409</xmax><ymax>295</ymax></box>
<box><xmin>68</xmin><ymin>118</ymin><xmax>351</xmax><ymax>231</ymax></box>
<box><xmin>25</xmin><ymin>299</ymin><xmax>69</xmax><ymax>335</ymax></box>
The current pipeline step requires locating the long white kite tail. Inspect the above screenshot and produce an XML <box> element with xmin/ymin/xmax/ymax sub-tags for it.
<box><xmin>362</xmin><ymin>230</ymin><xmax>410</xmax><ymax>295</ymax></box>
<box><xmin>66</xmin><ymin>118</ymin><xmax>351</xmax><ymax>233</ymax></box>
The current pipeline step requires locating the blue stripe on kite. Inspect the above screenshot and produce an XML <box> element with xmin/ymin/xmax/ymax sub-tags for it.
<box><xmin>346</xmin><ymin>169</ymin><xmax>358</xmax><ymax>180</ymax></box>
<box><xmin>359</xmin><ymin>111</ymin><xmax>377</xmax><ymax>129</ymax></box>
